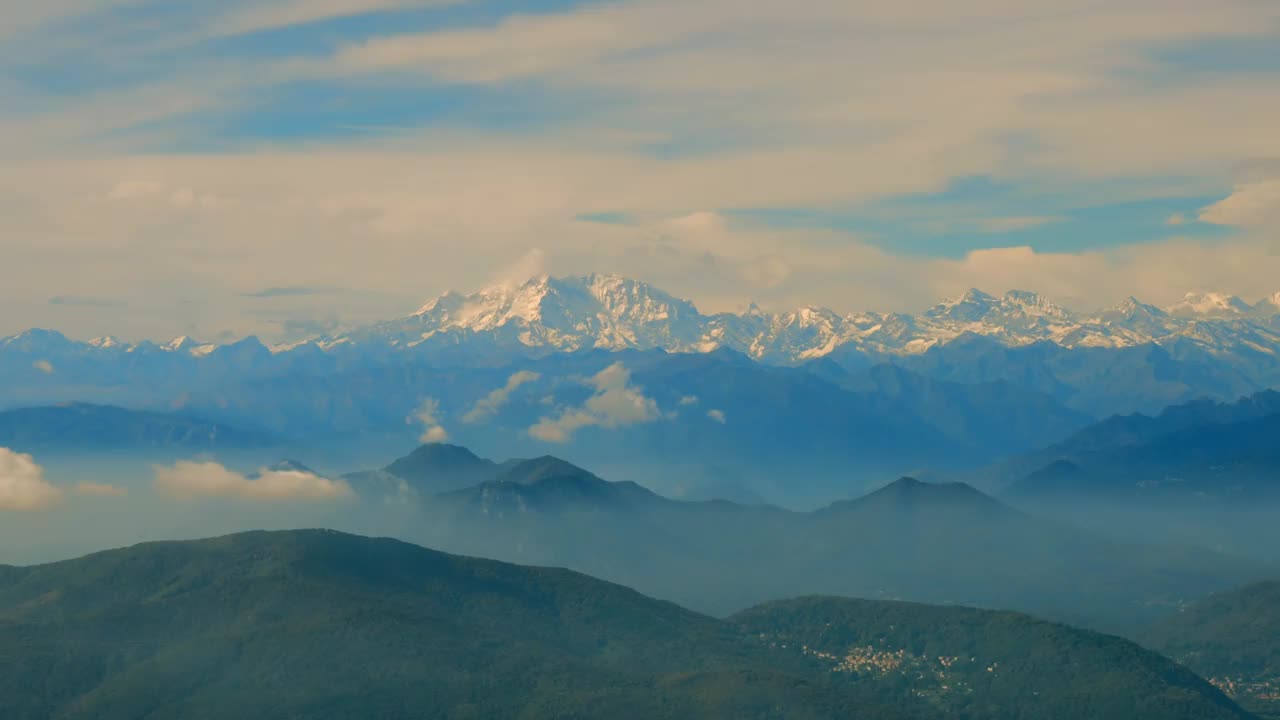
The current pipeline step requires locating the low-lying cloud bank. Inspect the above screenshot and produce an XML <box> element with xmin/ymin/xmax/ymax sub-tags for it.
<box><xmin>0</xmin><ymin>447</ymin><xmax>63</xmax><ymax>511</ymax></box>
<box><xmin>153</xmin><ymin>461</ymin><xmax>352</xmax><ymax>502</ymax></box>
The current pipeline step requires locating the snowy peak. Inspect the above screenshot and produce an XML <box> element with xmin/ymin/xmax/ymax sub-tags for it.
<box><xmin>558</xmin><ymin>273</ymin><xmax>700</xmax><ymax>328</ymax></box>
<box><xmin>412</xmin><ymin>289</ymin><xmax>467</xmax><ymax>318</ymax></box>
<box><xmin>925</xmin><ymin>289</ymin><xmax>999</xmax><ymax>322</ymax></box>
<box><xmin>310</xmin><ymin>277</ymin><xmax>1280</xmax><ymax>362</ymax></box>
<box><xmin>920</xmin><ymin>289</ymin><xmax>1074</xmax><ymax>346</ymax></box>
<box><xmin>416</xmin><ymin>274</ymin><xmax>677</xmax><ymax>324</ymax></box>
<box><xmin>924</xmin><ymin>288</ymin><xmax>1067</xmax><ymax>322</ymax></box>
<box><xmin>384</xmin><ymin>274</ymin><xmax>705</xmax><ymax>352</ymax></box>
<box><xmin>414</xmin><ymin>277</ymin><xmax>546</xmax><ymax>325</ymax></box>
<box><xmin>1092</xmin><ymin>297</ymin><xmax>1179</xmax><ymax>341</ymax></box>
<box><xmin>165</xmin><ymin>336</ymin><xmax>201</xmax><ymax>352</ymax></box>
<box><xmin>1167</xmin><ymin>292</ymin><xmax>1253</xmax><ymax>319</ymax></box>
<box><xmin>0</xmin><ymin>328</ymin><xmax>72</xmax><ymax>351</ymax></box>
<box><xmin>1001</xmin><ymin>290</ymin><xmax>1069</xmax><ymax>318</ymax></box>
<box><xmin>1105</xmin><ymin>297</ymin><xmax>1168</xmax><ymax>320</ymax></box>
<box><xmin>9</xmin><ymin>276</ymin><xmax>1280</xmax><ymax>368</ymax></box>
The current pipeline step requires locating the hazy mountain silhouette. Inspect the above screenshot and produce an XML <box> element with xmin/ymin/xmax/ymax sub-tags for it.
<box><xmin>0</xmin><ymin>402</ymin><xmax>273</xmax><ymax>452</ymax></box>
<box><xmin>1001</xmin><ymin>392</ymin><xmax>1280</xmax><ymax>504</ymax></box>
<box><xmin>351</xmin><ymin>450</ymin><xmax>1267</xmax><ymax>630</ymax></box>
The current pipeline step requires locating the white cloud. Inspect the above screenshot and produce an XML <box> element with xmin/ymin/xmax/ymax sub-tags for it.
<box><xmin>529</xmin><ymin>363</ymin><xmax>662</xmax><ymax>443</ymax></box>
<box><xmin>32</xmin><ymin>359</ymin><xmax>54</xmax><ymax>374</ymax></box>
<box><xmin>332</xmin><ymin>7</ymin><xmax>658</xmax><ymax>82</ymax></box>
<box><xmin>75</xmin><ymin>481</ymin><xmax>128</xmax><ymax>497</ymax></box>
<box><xmin>1199</xmin><ymin>178</ymin><xmax>1280</xmax><ymax>230</ymax></box>
<box><xmin>707</xmin><ymin>408</ymin><xmax>726</xmax><ymax>424</ymax></box>
<box><xmin>153</xmin><ymin>460</ymin><xmax>353</xmax><ymax>501</ymax></box>
<box><xmin>420</xmin><ymin>425</ymin><xmax>450</xmax><ymax>443</ymax></box>
<box><xmin>921</xmin><ymin>240</ymin><xmax>1280</xmax><ymax>312</ymax></box>
<box><xmin>2</xmin><ymin>0</ymin><xmax>1280</xmax><ymax>339</ymax></box>
<box><xmin>528</xmin><ymin>410</ymin><xmax>598</xmax><ymax>444</ymax></box>
<box><xmin>678</xmin><ymin>395</ymin><xmax>699</xmax><ymax>406</ymax></box>
<box><xmin>0</xmin><ymin>448</ymin><xmax>63</xmax><ymax>511</ymax></box>
<box><xmin>463</xmin><ymin>370</ymin><xmax>541</xmax><ymax>424</ymax></box>
<box><xmin>314</xmin><ymin>0</ymin><xmax>1280</xmax><ymax>190</ymax></box>
<box><xmin>409</xmin><ymin>397</ymin><xmax>450</xmax><ymax>443</ymax></box>
<box><xmin>215</xmin><ymin>0</ymin><xmax>464</xmax><ymax>37</ymax></box>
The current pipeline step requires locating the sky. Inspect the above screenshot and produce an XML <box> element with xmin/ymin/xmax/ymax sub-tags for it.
<box><xmin>2</xmin><ymin>0</ymin><xmax>1279</xmax><ymax>342</ymax></box>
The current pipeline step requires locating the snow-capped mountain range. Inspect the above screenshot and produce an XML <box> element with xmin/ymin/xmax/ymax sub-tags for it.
<box><xmin>312</xmin><ymin>275</ymin><xmax>1280</xmax><ymax>362</ymax></box>
<box><xmin>5</xmin><ymin>275</ymin><xmax>1280</xmax><ymax>368</ymax></box>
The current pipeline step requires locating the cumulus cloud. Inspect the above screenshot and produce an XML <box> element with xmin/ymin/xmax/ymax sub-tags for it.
<box><xmin>409</xmin><ymin>397</ymin><xmax>450</xmax><ymax>443</ymax></box>
<box><xmin>421</xmin><ymin>425</ymin><xmax>449</xmax><ymax>443</ymax></box>
<box><xmin>527</xmin><ymin>410</ymin><xmax>597</xmax><ymax>444</ymax></box>
<box><xmin>32</xmin><ymin>359</ymin><xmax>54</xmax><ymax>374</ymax></box>
<box><xmin>529</xmin><ymin>363</ymin><xmax>662</xmax><ymax>443</ymax></box>
<box><xmin>0</xmin><ymin>448</ymin><xmax>63</xmax><ymax>511</ymax></box>
<box><xmin>463</xmin><ymin>370</ymin><xmax>541</xmax><ymax>424</ymax></box>
<box><xmin>707</xmin><ymin>409</ymin><xmax>727</xmax><ymax>424</ymax></box>
<box><xmin>153</xmin><ymin>460</ymin><xmax>352</xmax><ymax>501</ymax></box>
<box><xmin>678</xmin><ymin>395</ymin><xmax>700</xmax><ymax>406</ymax></box>
<box><xmin>75</xmin><ymin>482</ymin><xmax>128</xmax><ymax>497</ymax></box>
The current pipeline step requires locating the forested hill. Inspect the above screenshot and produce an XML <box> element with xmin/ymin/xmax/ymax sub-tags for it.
<box><xmin>0</xmin><ymin>530</ymin><xmax>1257</xmax><ymax>720</ymax></box>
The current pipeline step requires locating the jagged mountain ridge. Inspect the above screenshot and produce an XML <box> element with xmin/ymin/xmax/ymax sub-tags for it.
<box><xmin>324</xmin><ymin>277</ymin><xmax>1280</xmax><ymax>361</ymax></box>
<box><xmin>388</xmin><ymin>450</ymin><xmax>1263</xmax><ymax>629</ymax></box>
<box><xmin>7</xmin><ymin>275</ymin><xmax>1280</xmax><ymax>368</ymax></box>
<box><xmin>983</xmin><ymin>389</ymin><xmax>1280</xmax><ymax>500</ymax></box>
